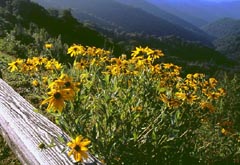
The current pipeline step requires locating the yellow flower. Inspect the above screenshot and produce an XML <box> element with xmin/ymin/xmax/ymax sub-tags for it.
<box><xmin>186</xmin><ymin>74</ymin><xmax>193</xmax><ymax>79</ymax></box>
<box><xmin>106</xmin><ymin>65</ymin><xmax>121</xmax><ymax>75</ymax></box>
<box><xmin>150</xmin><ymin>64</ymin><xmax>161</xmax><ymax>74</ymax></box>
<box><xmin>41</xmin><ymin>89</ymin><xmax>72</xmax><ymax>113</ymax></box>
<box><xmin>135</xmin><ymin>59</ymin><xmax>146</xmax><ymax>69</ymax></box>
<box><xmin>74</xmin><ymin>59</ymin><xmax>88</xmax><ymax>70</ymax></box>
<box><xmin>49</xmin><ymin>74</ymin><xmax>80</xmax><ymax>93</ymax></box>
<box><xmin>131</xmin><ymin>106</ymin><xmax>143</xmax><ymax>111</ymax></box>
<box><xmin>218</xmin><ymin>88</ymin><xmax>226</xmax><ymax>95</ymax></box>
<box><xmin>193</xmin><ymin>73</ymin><xmax>205</xmax><ymax>79</ymax></box>
<box><xmin>67</xmin><ymin>44</ymin><xmax>85</xmax><ymax>57</ymax></box>
<box><xmin>32</xmin><ymin>56</ymin><xmax>48</xmax><ymax>66</ymax></box>
<box><xmin>206</xmin><ymin>92</ymin><xmax>221</xmax><ymax>100</ymax></box>
<box><xmin>175</xmin><ymin>92</ymin><xmax>186</xmax><ymax>100</ymax></box>
<box><xmin>221</xmin><ymin>128</ymin><xmax>227</xmax><ymax>135</ymax></box>
<box><xmin>52</xmin><ymin>60</ymin><xmax>62</xmax><ymax>70</ymax></box>
<box><xmin>131</xmin><ymin>46</ymin><xmax>147</xmax><ymax>57</ymax></box>
<box><xmin>32</xmin><ymin>79</ymin><xmax>39</xmax><ymax>87</ymax></box>
<box><xmin>160</xmin><ymin>94</ymin><xmax>181</xmax><ymax>108</ymax></box>
<box><xmin>209</xmin><ymin>78</ymin><xmax>218</xmax><ymax>88</ymax></box>
<box><xmin>25</xmin><ymin>58</ymin><xmax>38</xmax><ymax>72</ymax></box>
<box><xmin>162</xmin><ymin>63</ymin><xmax>174</xmax><ymax>69</ymax></box>
<box><xmin>67</xmin><ymin>135</ymin><xmax>91</xmax><ymax>162</ymax></box>
<box><xmin>175</xmin><ymin>92</ymin><xmax>198</xmax><ymax>104</ymax></box>
<box><xmin>42</xmin><ymin>76</ymin><xmax>49</xmax><ymax>86</ymax></box>
<box><xmin>200</xmin><ymin>101</ymin><xmax>215</xmax><ymax>113</ymax></box>
<box><xmin>121</xmin><ymin>54</ymin><xmax>127</xmax><ymax>60</ymax></box>
<box><xmin>152</xmin><ymin>49</ymin><xmax>164</xmax><ymax>59</ymax></box>
<box><xmin>45</xmin><ymin>59</ymin><xmax>62</xmax><ymax>70</ymax></box>
<box><xmin>45</xmin><ymin>43</ymin><xmax>53</xmax><ymax>49</ymax></box>
<box><xmin>8</xmin><ymin>59</ymin><xmax>24</xmax><ymax>72</ymax></box>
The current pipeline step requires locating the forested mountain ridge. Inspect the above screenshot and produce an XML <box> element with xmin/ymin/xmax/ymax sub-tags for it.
<box><xmin>0</xmin><ymin>0</ymin><xmax>111</xmax><ymax>47</ymax></box>
<box><xmin>203</xmin><ymin>18</ymin><xmax>240</xmax><ymax>60</ymax></box>
<box><xmin>203</xmin><ymin>18</ymin><xmax>240</xmax><ymax>39</ymax></box>
<box><xmin>114</xmin><ymin>0</ymin><xmax>210</xmax><ymax>38</ymax></box>
<box><xmin>31</xmin><ymin>0</ymin><xmax>214</xmax><ymax>45</ymax></box>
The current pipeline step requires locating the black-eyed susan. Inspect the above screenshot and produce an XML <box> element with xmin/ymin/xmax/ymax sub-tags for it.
<box><xmin>48</xmin><ymin>74</ymin><xmax>80</xmax><ymax>93</ymax></box>
<box><xmin>152</xmin><ymin>49</ymin><xmax>164</xmax><ymax>59</ymax></box>
<box><xmin>186</xmin><ymin>74</ymin><xmax>193</xmax><ymax>79</ymax></box>
<box><xmin>160</xmin><ymin>94</ymin><xmax>181</xmax><ymax>108</ymax></box>
<box><xmin>218</xmin><ymin>87</ymin><xmax>226</xmax><ymax>95</ymax></box>
<box><xmin>209</xmin><ymin>78</ymin><xmax>218</xmax><ymax>88</ymax></box>
<box><xmin>193</xmin><ymin>73</ymin><xmax>205</xmax><ymax>79</ymax></box>
<box><xmin>45</xmin><ymin>43</ymin><xmax>53</xmax><ymax>49</ymax></box>
<box><xmin>131</xmin><ymin>106</ymin><xmax>143</xmax><ymax>111</ymax></box>
<box><xmin>73</xmin><ymin>59</ymin><xmax>88</xmax><ymax>70</ymax></box>
<box><xmin>67</xmin><ymin>135</ymin><xmax>91</xmax><ymax>162</ymax></box>
<box><xmin>175</xmin><ymin>92</ymin><xmax>198</xmax><ymax>104</ymax></box>
<box><xmin>42</xmin><ymin>76</ymin><xmax>49</xmax><ymax>86</ymax></box>
<box><xmin>45</xmin><ymin>59</ymin><xmax>62</xmax><ymax>71</ymax></box>
<box><xmin>32</xmin><ymin>56</ymin><xmax>48</xmax><ymax>66</ymax></box>
<box><xmin>150</xmin><ymin>64</ymin><xmax>161</xmax><ymax>74</ymax></box>
<box><xmin>206</xmin><ymin>92</ymin><xmax>222</xmax><ymax>100</ymax></box>
<box><xmin>8</xmin><ymin>59</ymin><xmax>24</xmax><ymax>72</ymax></box>
<box><xmin>85</xmin><ymin>46</ymin><xmax>96</xmax><ymax>56</ymax></box>
<box><xmin>162</xmin><ymin>63</ymin><xmax>174</xmax><ymax>69</ymax></box>
<box><xmin>41</xmin><ymin>89</ymin><xmax>70</xmax><ymax>113</ymax></box>
<box><xmin>200</xmin><ymin>101</ymin><xmax>215</xmax><ymax>113</ymax></box>
<box><xmin>67</xmin><ymin>44</ymin><xmax>85</xmax><ymax>57</ymax></box>
<box><xmin>32</xmin><ymin>79</ymin><xmax>39</xmax><ymax>87</ymax></box>
<box><xmin>131</xmin><ymin>46</ymin><xmax>147</xmax><ymax>57</ymax></box>
<box><xmin>221</xmin><ymin>128</ymin><xmax>228</xmax><ymax>136</ymax></box>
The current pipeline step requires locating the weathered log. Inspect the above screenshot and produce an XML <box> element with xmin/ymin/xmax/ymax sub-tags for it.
<box><xmin>0</xmin><ymin>78</ymin><xmax>101</xmax><ymax>165</ymax></box>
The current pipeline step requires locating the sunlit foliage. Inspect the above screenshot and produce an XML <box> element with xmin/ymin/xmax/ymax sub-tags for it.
<box><xmin>7</xmin><ymin>44</ymin><xmax>240</xmax><ymax>164</ymax></box>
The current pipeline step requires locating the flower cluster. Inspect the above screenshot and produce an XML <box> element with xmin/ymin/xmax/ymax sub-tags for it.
<box><xmin>41</xmin><ymin>73</ymin><xmax>80</xmax><ymax>113</ymax></box>
<box><xmin>8</xmin><ymin>56</ymin><xmax>62</xmax><ymax>73</ymax></box>
<box><xmin>68</xmin><ymin>44</ymin><xmax>111</xmax><ymax>57</ymax></box>
<box><xmin>104</xmin><ymin>46</ymin><xmax>164</xmax><ymax>75</ymax></box>
<box><xmin>160</xmin><ymin>73</ymin><xmax>226</xmax><ymax>110</ymax></box>
<box><xmin>67</xmin><ymin>44</ymin><xmax>111</xmax><ymax>70</ymax></box>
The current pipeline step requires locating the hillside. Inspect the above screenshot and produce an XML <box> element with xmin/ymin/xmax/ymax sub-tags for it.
<box><xmin>0</xmin><ymin>0</ymin><xmax>111</xmax><ymax>48</ymax></box>
<box><xmin>203</xmin><ymin>18</ymin><xmax>240</xmax><ymax>60</ymax></box>
<box><xmin>31</xmin><ymin>0</ymin><xmax>213</xmax><ymax>45</ymax></box>
<box><xmin>114</xmin><ymin>0</ymin><xmax>210</xmax><ymax>37</ymax></box>
<box><xmin>203</xmin><ymin>18</ymin><xmax>240</xmax><ymax>38</ymax></box>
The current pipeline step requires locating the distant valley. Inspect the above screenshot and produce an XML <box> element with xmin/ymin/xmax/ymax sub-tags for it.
<box><xmin>1</xmin><ymin>0</ymin><xmax>239</xmax><ymax>74</ymax></box>
<box><xmin>203</xmin><ymin>18</ymin><xmax>240</xmax><ymax>60</ymax></box>
<box><xmin>31</xmin><ymin>0</ymin><xmax>213</xmax><ymax>45</ymax></box>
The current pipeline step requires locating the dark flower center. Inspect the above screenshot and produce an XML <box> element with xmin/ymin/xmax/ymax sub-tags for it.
<box><xmin>54</xmin><ymin>92</ymin><xmax>61</xmax><ymax>99</ymax></box>
<box><xmin>65</xmin><ymin>81</ymin><xmax>71</xmax><ymax>88</ymax></box>
<box><xmin>74</xmin><ymin>145</ymin><xmax>81</xmax><ymax>152</ymax></box>
<box><xmin>73</xmin><ymin>47</ymin><xmax>79</xmax><ymax>51</ymax></box>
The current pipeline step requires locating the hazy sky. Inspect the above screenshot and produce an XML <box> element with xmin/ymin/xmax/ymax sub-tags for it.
<box><xmin>206</xmin><ymin>0</ymin><xmax>239</xmax><ymax>1</ymax></box>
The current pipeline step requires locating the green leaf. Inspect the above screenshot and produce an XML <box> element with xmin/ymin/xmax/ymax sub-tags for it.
<box><xmin>33</xmin><ymin>109</ymin><xmax>39</xmax><ymax>113</ymax></box>
<box><xmin>158</xmin><ymin>87</ymin><xmax>166</xmax><ymax>93</ymax></box>
<box><xmin>104</xmin><ymin>74</ymin><xmax>110</xmax><ymax>85</ymax></box>
<box><xmin>133</xmin><ymin>132</ymin><xmax>138</xmax><ymax>142</ymax></box>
